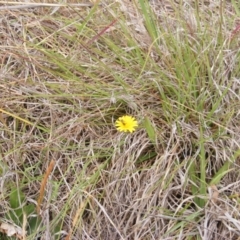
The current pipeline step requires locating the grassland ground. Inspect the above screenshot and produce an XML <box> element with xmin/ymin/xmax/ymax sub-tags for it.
<box><xmin>0</xmin><ymin>0</ymin><xmax>240</xmax><ymax>239</ymax></box>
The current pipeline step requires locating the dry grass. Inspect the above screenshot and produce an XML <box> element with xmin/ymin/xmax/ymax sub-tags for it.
<box><xmin>0</xmin><ymin>0</ymin><xmax>240</xmax><ymax>239</ymax></box>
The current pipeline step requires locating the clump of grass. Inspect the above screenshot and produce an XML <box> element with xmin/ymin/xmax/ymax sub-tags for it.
<box><xmin>1</xmin><ymin>0</ymin><xmax>240</xmax><ymax>239</ymax></box>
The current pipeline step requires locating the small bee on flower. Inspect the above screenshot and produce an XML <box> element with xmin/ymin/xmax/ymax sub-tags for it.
<box><xmin>115</xmin><ymin>115</ymin><xmax>138</xmax><ymax>133</ymax></box>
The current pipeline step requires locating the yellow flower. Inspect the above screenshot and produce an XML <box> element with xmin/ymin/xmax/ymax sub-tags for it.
<box><xmin>115</xmin><ymin>115</ymin><xmax>138</xmax><ymax>133</ymax></box>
